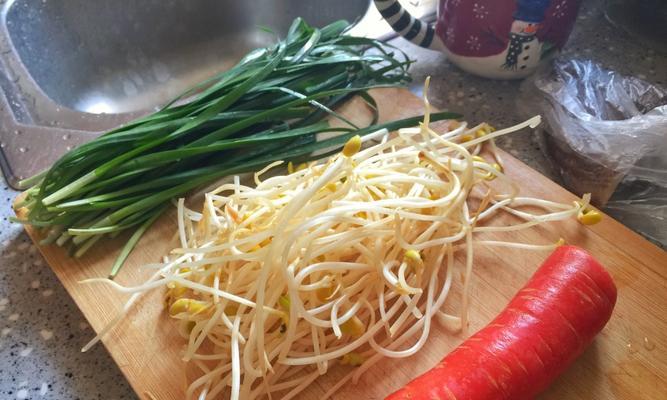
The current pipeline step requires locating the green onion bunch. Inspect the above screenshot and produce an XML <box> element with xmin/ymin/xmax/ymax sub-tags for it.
<box><xmin>16</xmin><ymin>18</ymin><xmax>459</xmax><ymax>276</ymax></box>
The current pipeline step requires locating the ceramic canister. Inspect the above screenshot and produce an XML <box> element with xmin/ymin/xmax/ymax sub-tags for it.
<box><xmin>374</xmin><ymin>0</ymin><xmax>583</xmax><ymax>79</ymax></box>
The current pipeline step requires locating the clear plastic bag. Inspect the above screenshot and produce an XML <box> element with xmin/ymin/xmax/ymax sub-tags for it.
<box><xmin>518</xmin><ymin>59</ymin><xmax>667</xmax><ymax>247</ymax></box>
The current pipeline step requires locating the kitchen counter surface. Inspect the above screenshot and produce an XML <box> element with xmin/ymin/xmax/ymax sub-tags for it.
<box><xmin>1</xmin><ymin>1</ymin><xmax>665</xmax><ymax>399</ymax></box>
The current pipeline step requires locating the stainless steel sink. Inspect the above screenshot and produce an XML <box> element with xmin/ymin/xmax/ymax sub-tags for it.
<box><xmin>0</xmin><ymin>0</ymin><xmax>435</xmax><ymax>188</ymax></box>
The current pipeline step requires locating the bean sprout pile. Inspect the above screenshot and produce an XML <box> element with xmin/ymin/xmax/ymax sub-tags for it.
<box><xmin>84</xmin><ymin>85</ymin><xmax>600</xmax><ymax>400</ymax></box>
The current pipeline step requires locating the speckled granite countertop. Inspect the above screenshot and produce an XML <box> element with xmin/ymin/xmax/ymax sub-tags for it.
<box><xmin>1</xmin><ymin>1</ymin><xmax>665</xmax><ymax>399</ymax></box>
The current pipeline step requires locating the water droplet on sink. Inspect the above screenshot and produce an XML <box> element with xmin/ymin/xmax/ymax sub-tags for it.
<box><xmin>66</xmin><ymin>145</ymin><xmax>73</xmax><ymax>151</ymax></box>
<box><xmin>13</xmin><ymin>129</ymin><xmax>21</xmax><ymax>135</ymax></box>
<box><xmin>62</xmin><ymin>134</ymin><xmax>71</xmax><ymax>140</ymax></box>
<box><xmin>19</xmin><ymin>147</ymin><xmax>27</xmax><ymax>153</ymax></box>
<box><xmin>152</xmin><ymin>62</ymin><xmax>171</xmax><ymax>83</ymax></box>
<box><xmin>0</xmin><ymin>142</ymin><xmax>6</xmax><ymax>148</ymax></box>
<box><xmin>130</xmin><ymin>72</ymin><xmax>144</xmax><ymax>87</ymax></box>
<box><xmin>123</xmin><ymin>80</ymin><xmax>138</xmax><ymax>97</ymax></box>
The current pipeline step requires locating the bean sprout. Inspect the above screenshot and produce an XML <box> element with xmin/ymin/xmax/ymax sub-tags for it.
<box><xmin>83</xmin><ymin>80</ymin><xmax>595</xmax><ymax>399</ymax></box>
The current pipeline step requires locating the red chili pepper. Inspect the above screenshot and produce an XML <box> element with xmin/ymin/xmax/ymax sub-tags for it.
<box><xmin>386</xmin><ymin>245</ymin><xmax>617</xmax><ymax>400</ymax></box>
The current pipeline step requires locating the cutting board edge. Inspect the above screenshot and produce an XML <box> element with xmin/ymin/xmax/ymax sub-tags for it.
<box><xmin>11</xmin><ymin>86</ymin><xmax>667</xmax><ymax>400</ymax></box>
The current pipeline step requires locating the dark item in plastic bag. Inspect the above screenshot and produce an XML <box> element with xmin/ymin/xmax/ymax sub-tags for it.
<box><xmin>517</xmin><ymin>59</ymin><xmax>667</xmax><ymax>205</ymax></box>
<box><xmin>517</xmin><ymin>59</ymin><xmax>667</xmax><ymax>247</ymax></box>
<box><xmin>541</xmin><ymin>133</ymin><xmax>624</xmax><ymax>206</ymax></box>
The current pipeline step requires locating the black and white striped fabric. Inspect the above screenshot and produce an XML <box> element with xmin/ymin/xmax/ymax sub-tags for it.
<box><xmin>373</xmin><ymin>0</ymin><xmax>436</xmax><ymax>49</ymax></box>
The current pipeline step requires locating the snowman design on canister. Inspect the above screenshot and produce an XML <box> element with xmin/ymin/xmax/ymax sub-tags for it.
<box><xmin>501</xmin><ymin>0</ymin><xmax>551</xmax><ymax>71</ymax></box>
<box><xmin>441</xmin><ymin>0</ymin><xmax>554</xmax><ymax>79</ymax></box>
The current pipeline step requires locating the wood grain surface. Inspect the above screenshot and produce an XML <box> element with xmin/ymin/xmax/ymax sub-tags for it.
<box><xmin>16</xmin><ymin>88</ymin><xmax>667</xmax><ymax>399</ymax></box>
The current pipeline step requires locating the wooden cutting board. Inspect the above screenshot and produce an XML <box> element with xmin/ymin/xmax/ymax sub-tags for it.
<box><xmin>16</xmin><ymin>88</ymin><xmax>667</xmax><ymax>400</ymax></box>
